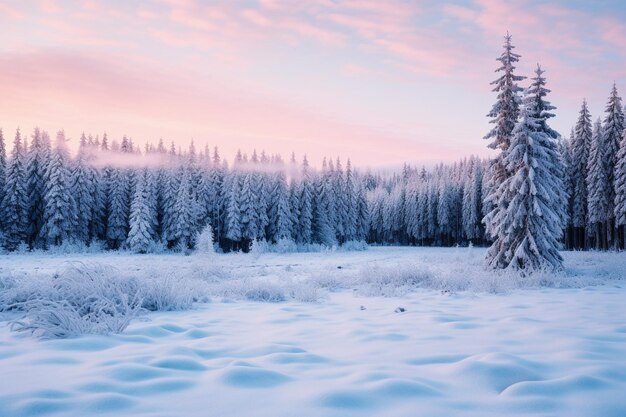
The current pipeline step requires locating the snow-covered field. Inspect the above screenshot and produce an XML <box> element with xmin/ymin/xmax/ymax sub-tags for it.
<box><xmin>1</xmin><ymin>247</ymin><xmax>626</xmax><ymax>417</ymax></box>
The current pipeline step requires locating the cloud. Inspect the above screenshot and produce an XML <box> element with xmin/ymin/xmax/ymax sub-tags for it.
<box><xmin>0</xmin><ymin>50</ymin><xmax>445</xmax><ymax>166</ymax></box>
<box><xmin>3</xmin><ymin>0</ymin><xmax>626</xmax><ymax>166</ymax></box>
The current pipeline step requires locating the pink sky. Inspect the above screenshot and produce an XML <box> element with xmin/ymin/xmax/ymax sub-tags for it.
<box><xmin>1</xmin><ymin>0</ymin><xmax>626</xmax><ymax>167</ymax></box>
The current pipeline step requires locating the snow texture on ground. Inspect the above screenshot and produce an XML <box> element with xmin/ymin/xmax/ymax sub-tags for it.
<box><xmin>0</xmin><ymin>247</ymin><xmax>625</xmax><ymax>417</ymax></box>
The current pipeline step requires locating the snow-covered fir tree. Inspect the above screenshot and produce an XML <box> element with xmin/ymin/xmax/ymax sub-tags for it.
<box><xmin>486</xmin><ymin>85</ymin><xmax>565</xmax><ymax>272</ymax></box>
<box><xmin>25</xmin><ymin>128</ymin><xmax>50</xmax><ymax>248</ymax></box>
<box><xmin>462</xmin><ymin>159</ymin><xmax>484</xmax><ymax>242</ymax></box>
<box><xmin>106</xmin><ymin>166</ymin><xmax>131</xmax><ymax>249</ymax></box>
<box><xmin>344</xmin><ymin>159</ymin><xmax>358</xmax><ymax>241</ymax></box>
<box><xmin>127</xmin><ymin>169</ymin><xmax>155</xmax><ymax>253</ymax></box>
<box><xmin>483</xmin><ymin>32</ymin><xmax>526</xmax><ymax>239</ymax></box>
<box><xmin>0</xmin><ymin>129</ymin><xmax>7</xmax><ymax>239</ymax></box>
<box><xmin>225</xmin><ymin>170</ymin><xmax>243</xmax><ymax>248</ymax></box>
<box><xmin>267</xmin><ymin>170</ymin><xmax>292</xmax><ymax>242</ymax></box>
<box><xmin>1</xmin><ymin>129</ymin><xmax>28</xmax><ymax>250</ymax></box>
<box><xmin>296</xmin><ymin>156</ymin><xmax>314</xmax><ymax>244</ymax></box>
<box><xmin>586</xmin><ymin>118</ymin><xmax>608</xmax><ymax>249</ymax></box>
<box><xmin>560</xmin><ymin>131</ymin><xmax>574</xmax><ymax>248</ymax></box>
<box><xmin>41</xmin><ymin>131</ymin><xmax>77</xmax><ymax>247</ymax></box>
<box><xmin>615</xmin><ymin>128</ymin><xmax>626</xmax><ymax>248</ymax></box>
<box><xmin>239</xmin><ymin>171</ymin><xmax>260</xmax><ymax>244</ymax></box>
<box><xmin>527</xmin><ymin>65</ymin><xmax>568</xmax><ymax>240</ymax></box>
<box><xmin>600</xmin><ymin>84</ymin><xmax>624</xmax><ymax>248</ymax></box>
<box><xmin>70</xmin><ymin>134</ymin><xmax>95</xmax><ymax>243</ymax></box>
<box><xmin>570</xmin><ymin>100</ymin><xmax>593</xmax><ymax>248</ymax></box>
<box><xmin>173</xmin><ymin>167</ymin><xmax>197</xmax><ymax>251</ymax></box>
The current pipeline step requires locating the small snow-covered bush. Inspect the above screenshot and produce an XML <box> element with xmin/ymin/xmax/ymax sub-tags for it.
<box><xmin>297</xmin><ymin>243</ymin><xmax>328</xmax><ymax>253</ymax></box>
<box><xmin>308</xmin><ymin>273</ymin><xmax>344</xmax><ymax>292</ymax></box>
<box><xmin>206</xmin><ymin>276</ymin><xmax>325</xmax><ymax>303</ymax></box>
<box><xmin>47</xmin><ymin>239</ymin><xmax>90</xmax><ymax>254</ymax></box>
<box><xmin>16</xmin><ymin>242</ymin><xmax>30</xmax><ymax>254</ymax></box>
<box><xmin>0</xmin><ymin>231</ymin><xmax>6</xmax><ymax>254</ymax></box>
<box><xmin>140</xmin><ymin>275</ymin><xmax>205</xmax><ymax>311</ymax></box>
<box><xmin>357</xmin><ymin>264</ymin><xmax>435</xmax><ymax>297</ymax></box>
<box><xmin>245</xmin><ymin>284</ymin><xmax>286</xmax><ymax>302</ymax></box>
<box><xmin>195</xmin><ymin>225</ymin><xmax>215</xmax><ymax>255</ymax></box>
<box><xmin>10</xmin><ymin>264</ymin><xmax>142</xmax><ymax>338</ymax></box>
<box><xmin>273</xmin><ymin>238</ymin><xmax>298</xmax><ymax>254</ymax></box>
<box><xmin>145</xmin><ymin>239</ymin><xmax>168</xmax><ymax>254</ymax></box>
<box><xmin>87</xmin><ymin>240</ymin><xmax>107</xmax><ymax>253</ymax></box>
<box><xmin>250</xmin><ymin>239</ymin><xmax>270</xmax><ymax>255</ymax></box>
<box><xmin>6</xmin><ymin>263</ymin><xmax>215</xmax><ymax>338</ymax></box>
<box><xmin>287</xmin><ymin>281</ymin><xmax>321</xmax><ymax>302</ymax></box>
<box><xmin>0</xmin><ymin>273</ymin><xmax>49</xmax><ymax>312</ymax></box>
<box><xmin>341</xmin><ymin>240</ymin><xmax>369</xmax><ymax>251</ymax></box>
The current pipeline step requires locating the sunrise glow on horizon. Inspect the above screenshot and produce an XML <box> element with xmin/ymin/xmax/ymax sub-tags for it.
<box><xmin>2</xmin><ymin>0</ymin><xmax>626</xmax><ymax>167</ymax></box>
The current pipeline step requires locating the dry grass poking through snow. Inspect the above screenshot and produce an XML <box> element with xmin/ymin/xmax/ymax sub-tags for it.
<box><xmin>1</xmin><ymin>247</ymin><xmax>625</xmax><ymax>338</ymax></box>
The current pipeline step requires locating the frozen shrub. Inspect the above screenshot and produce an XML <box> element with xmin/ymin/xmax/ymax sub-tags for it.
<box><xmin>297</xmin><ymin>243</ymin><xmax>327</xmax><ymax>253</ymax></box>
<box><xmin>47</xmin><ymin>239</ymin><xmax>90</xmax><ymax>254</ymax></box>
<box><xmin>0</xmin><ymin>231</ymin><xmax>6</xmax><ymax>254</ymax></box>
<box><xmin>195</xmin><ymin>225</ymin><xmax>215</xmax><ymax>255</ymax></box>
<box><xmin>357</xmin><ymin>264</ymin><xmax>435</xmax><ymax>297</ymax></box>
<box><xmin>341</xmin><ymin>240</ymin><xmax>369</xmax><ymax>251</ymax></box>
<box><xmin>287</xmin><ymin>281</ymin><xmax>321</xmax><ymax>302</ymax></box>
<box><xmin>140</xmin><ymin>275</ymin><xmax>205</xmax><ymax>311</ymax></box>
<box><xmin>244</xmin><ymin>282</ymin><xmax>286</xmax><ymax>302</ymax></box>
<box><xmin>208</xmin><ymin>278</ymin><xmax>323</xmax><ymax>303</ymax></box>
<box><xmin>6</xmin><ymin>263</ymin><xmax>215</xmax><ymax>338</ymax></box>
<box><xmin>10</xmin><ymin>263</ymin><xmax>143</xmax><ymax>338</ymax></box>
<box><xmin>273</xmin><ymin>238</ymin><xmax>298</xmax><ymax>254</ymax></box>
<box><xmin>146</xmin><ymin>239</ymin><xmax>168</xmax><ymax>254</ymax></box>
<box><xmin>87</xmin><ymin>240</ymin><xmax>107</xmax><ymax>253</ymax></box>
<box><xmin>0</xmin><ymin>273</ymin><xmax>49</xmax><ymax>312</ymax></box>
<box><xmin>16</xmin><ymin>242</ymin><xmax>30</xmax><ymax>254</ymax></box>
<box><xmin>11</xmin><ymin>295</ymin><xmax>141</xmax><ymax>338</ymax></box>
<box><xmin>308</xmin><ymin>273</ymin><xmax>344</xmax><ymax>292</ymax></box>
<box><xmin>250</xmin><ymin>239</ymin><xmax>270</xmax><ymax>255</ymax></box>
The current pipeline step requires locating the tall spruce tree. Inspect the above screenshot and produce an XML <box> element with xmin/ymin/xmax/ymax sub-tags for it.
<box><xmin>225</xmin><ymin>171</ymin><xmax>243</xmax><ymax>247</ymax></box>
<box><xmin>344</xmin><ymin>159</ymin><xmax>358</xmax><ymax>241</ymax></box>
<box><xmin>570</xmin><ymin>100</ymin><xmax>593</xmax><ymax>248</ymax></box>
<box><xmin>462</xmin><ymin>159</ymin><xmax>484</xmax><ymax>242</ymax></box>
<box><xmin>601</xmin><ymin>84</ymin><xmax>624</xmax><ymax>247</ymax></box>
<box><xmin>106</xmin><ymin>167</ymin><xmax>131</xmax><ymax>249</ymax></box>
<box><xmin>528</xmin><ymin>65</ymin><xmax>568</xmax><ymax>240</ymax></box>
<box><xmin>71</xmin><ymin>134</ymin><xmax>95</xmax><ymax>243</ymax></box>
<box><xmin>173</xmin><ymin>167</ymin><xmax>196</xmax><ymax>251</ymax></box>
<box><xmin>1</xmin><ymin>129</ymin><xmax>28</xmax><ymax>250</ymax></box>
<box><xmin>41</xmin><ymin>131</ymin><xmax>77</xmax><ymax>247</ymax></box>
<box><xmin>560</xmin><ymin>131</ymin><xmax>574</xmax><ymax>248</ymax></box>
<box><xmin>128</xmin><ymin>170</ymin><xmax>154</xmax><ymax>253</ymax></box>
<box><xmin>267</xmin><ymin>170</ymin><xmax>292</xmax><ymax>242</ymax></box>
<box><xmin>587</xmin><ymin>118</ymin><xmax>608</xmax><ymax>249</ymax></box>
<box><xmin>0</xmin><ymin>129</ymin><xmax>7</xmax><ymax>240</ymax></box>
<box><xmin>483</xmin><ymin>33</ymin><xmax>525</xmax><ymax>239</ymax></box>
<box><xmin>486</xmin><ymin>87</ymin><xmax>564</xmax><ymax>271</ymax></box>
<box><xmin>297</xmin><ymin>156</ymin><xmax>314</xmax><ymax>244</ymax></box>
<box><xmin>239</xmin><ymin>171</ymin><xmax>260</xmax><ymax>243</ymax></box>
<box><xmin>24</xmin><ymin>129</ymin><xmax>50</xmax><ymax>248</ymax></box>
<box><xmin>615</xmin><ymin>128</ymin><xmax>626</xmax><ymax>248</ymax></box>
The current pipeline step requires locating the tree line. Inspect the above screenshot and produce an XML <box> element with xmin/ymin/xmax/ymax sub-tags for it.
<box><xmin>0</xmin><ymin>130</ymin><xmax>369</xmax><ymax>253</ymax></box>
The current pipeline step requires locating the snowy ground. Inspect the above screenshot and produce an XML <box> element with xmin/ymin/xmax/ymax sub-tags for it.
<box><xmin>1</xmin><ymin>247</ymin><xmax>626</xmax><ymax>417</ymax></box>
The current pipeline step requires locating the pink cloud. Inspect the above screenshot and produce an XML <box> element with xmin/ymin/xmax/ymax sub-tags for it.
<box><xmin>143</xmin><ymin>0</ymin><xmax>472</xmax><ymax>76</ymax></box>
<box><xmin>241</xmin><ymin>9</ymin><xmax>272</xmax><ymax>27</ymax></box>
<box><xmin>0</xmin><ymin>3</ymin><xmax>25</xmax><ymax>20</ymax></box>
<box><xmin>0</xmin><ymin>50</ymin><xmax>450</xmax><ymax>166</ymax></box>
<box><xmin>38</xmin><ymin>0</ymin><xmax>62</xmax><ymax>14</ymax></box>
<box><xmin>598</xmin><ymin>17</ymin><xmax>626</xmax><ymax>50</ymax></box>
